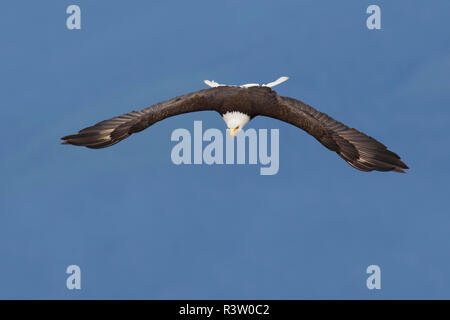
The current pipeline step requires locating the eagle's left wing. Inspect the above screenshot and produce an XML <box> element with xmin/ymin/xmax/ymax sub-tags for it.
<box><xmin>259</xmin><ymin>95</ymin><xmax>408</xmax><ymax>173</ymax></box>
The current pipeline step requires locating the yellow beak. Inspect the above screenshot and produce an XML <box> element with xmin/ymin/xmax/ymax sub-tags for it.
<box><xmin>228</xmin><ymin>128</ymin><xmax>239</xmax><ymax>138</ymax></box>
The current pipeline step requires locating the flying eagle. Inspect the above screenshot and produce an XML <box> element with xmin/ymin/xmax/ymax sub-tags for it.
<box><xmin>61</xmin><ymin>77</ymin><xmax>408</xmax><ymax>173</ymax></box>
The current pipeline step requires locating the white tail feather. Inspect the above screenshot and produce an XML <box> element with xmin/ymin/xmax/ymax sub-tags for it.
<box><xmin>262</xmin><ymin>76</ymin><xmax>289</xmax><ymax>88</ymax></box>
<box><xmin>204</xmin><ymin>76</ymin><xmax>289</xmax><ymax>89</ymax></box>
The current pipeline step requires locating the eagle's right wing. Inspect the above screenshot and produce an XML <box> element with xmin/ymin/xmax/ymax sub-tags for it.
<box><xmin>61</xmin><ymin>88</ymin><xmax>226</xmax><ymax>149</ymax></box>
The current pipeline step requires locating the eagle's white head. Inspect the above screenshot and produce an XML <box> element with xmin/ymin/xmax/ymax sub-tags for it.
<box><xmin>222</xmin><ymin>111</ymin><xmax>251</xmax><ymax>138</ymax></box>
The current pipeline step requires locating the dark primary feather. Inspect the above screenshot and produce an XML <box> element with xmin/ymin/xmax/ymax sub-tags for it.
<box><xmin>61</xmin><ymin>86</ymin><xmax>408</xmax><ymax>173</ymax></box>
<box><xmin>268</xmin><ymin>96</ymin><xmax>409</xmax><ymax>173</ymax></box>
<box><xmin>61</xmin><ymin>89</ymin><xmax>219</xmax><ymax>149</ymax></box>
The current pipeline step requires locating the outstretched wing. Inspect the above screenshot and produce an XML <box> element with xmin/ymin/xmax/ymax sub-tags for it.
<box><xmin>261</xmin><ymin>96</ymin><xmax>408</xmax><ymax>173</ymax></box>
<box><xmin>61</xmin><ymin>88</ymin><xmax>227</xmax><ymax>149</ymax></box>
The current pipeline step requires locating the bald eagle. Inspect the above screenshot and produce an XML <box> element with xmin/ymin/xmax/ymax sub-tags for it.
<box><xmin>61</xmin><ymin>77</ymin><xmax>408</xmax><ymax>173</ymax></box>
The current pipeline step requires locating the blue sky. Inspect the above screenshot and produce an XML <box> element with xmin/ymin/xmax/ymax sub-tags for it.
<box><xmin>1</xmin><ymin>0</ymin><xmax>449</xmax><ymax>299</ymax></box>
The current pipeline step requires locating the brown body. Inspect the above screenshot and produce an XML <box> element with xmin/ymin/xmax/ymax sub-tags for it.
<box><xmin>62</xmin><ymin>86</ymin><xmax>408</xmax><ymax>173</ymax></box>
